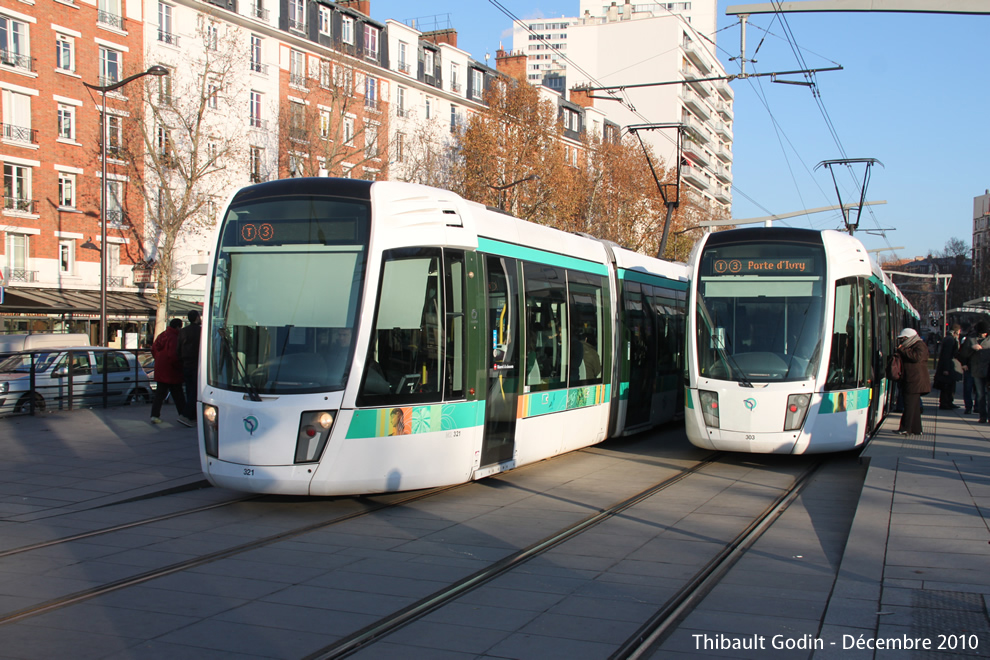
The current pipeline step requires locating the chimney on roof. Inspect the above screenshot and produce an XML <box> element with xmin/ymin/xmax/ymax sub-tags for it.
<box><xmin>422</xmin><ymin>28</ymin><xmax>457</xmax><ymax>48</ymax></box>
<box><xmin>496</xmin><ymin>49</ymin><xmax>527</xmax><ymax>81</ymax></box>
<box><xmin>569</xmin><ymin>86</ymin><xmax>594</xmax><ymax>109</ymax></box>
<box><xmin>337</xmin><ymin>0</ymin><xmax>371</xmax><ymax>17</ymax></box>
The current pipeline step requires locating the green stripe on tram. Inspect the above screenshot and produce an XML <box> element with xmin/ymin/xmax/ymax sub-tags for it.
<box><xmin>518</xmin><ymin>384</ymin><xmax>610</xmax><ymax>418</ymax></box>
<box><xmin>618</xmin><ymin>268</ymin><xmax>689</xmax><ymax>290</ymax></box>
<box><xmin>819</xmin><ymin>388</ymin><xmax>870</xmax><ymax>414</ymax></box>
<box><xmin>345</xmin><ymin>401</ymin><xmax>486</xmax><ymax>439</ymax></box>
<box><xmin>477</xmin><ymin>237</ymin><xmax>609</xmax><ymax>276</ymax></box>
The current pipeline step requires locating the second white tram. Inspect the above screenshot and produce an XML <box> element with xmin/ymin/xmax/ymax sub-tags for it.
<box><xmin>685</xmin><ymin>227</ymin><xmax>919</xmax><ymax>454</ymax></box>
<box><xmin>198</xmin><ymin>178</ymin><xmax>688</xmax><ymax>495</ymax></box>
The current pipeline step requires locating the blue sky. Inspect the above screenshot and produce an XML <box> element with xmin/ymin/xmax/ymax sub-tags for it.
<box><xmin>369</xmin><ymin>1</ymin><xmax>989</xmax><ymax>261</ymax></box>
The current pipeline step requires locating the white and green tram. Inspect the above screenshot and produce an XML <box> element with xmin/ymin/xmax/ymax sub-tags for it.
<box><xmin>199</xmin><ymin>178</ymin><xmax>688</xmax><ymax>495</ymax></box>
<box><xmin>685</xmin><ymin>227</ymin><xmax>919</xmax><ymax>454</ymax></box>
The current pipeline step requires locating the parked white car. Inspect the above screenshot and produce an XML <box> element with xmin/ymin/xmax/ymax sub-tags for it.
<box><xmin>0</xmin><ymin>347</ymin><xmax>153</xmax><ymax>415</ymax></box>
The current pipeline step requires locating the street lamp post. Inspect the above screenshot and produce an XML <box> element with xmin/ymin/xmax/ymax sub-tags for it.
<box><xmin>84</xmin><ymin>65</ymin><xmax>168</xmax><ymax>346</ymax></box>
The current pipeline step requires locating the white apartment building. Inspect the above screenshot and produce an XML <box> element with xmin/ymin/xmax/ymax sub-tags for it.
<box><xmin>512</xmin><ymin>1</ymin><xmax>732</xmax><ymax>213</ymax></box>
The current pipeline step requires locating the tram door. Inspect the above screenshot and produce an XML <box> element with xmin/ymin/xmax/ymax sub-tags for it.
<box><xmin>481</xmin><ymin>256</ymin><xmax>519</xmax><ymax>467</ymax></box>
<box><xmin>866</xmin><ymin>283</ymin><xmax>882</xmax><ymax>434</ymax></box>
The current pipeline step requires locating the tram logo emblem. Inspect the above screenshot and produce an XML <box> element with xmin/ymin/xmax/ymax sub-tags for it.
<box><xmin>714</xmin><ymin>260</ymin><xmax>743</xmax><ymax>274</ymax></box>
<box><xmin>743</xmin><ymin>398</ymin><xmax>757</xmax><ymax>411</ymax></box>
<box><xmin>243</xmin><ymin>416</ymin><xmax>259</xmax><ymax>435</ymax></box>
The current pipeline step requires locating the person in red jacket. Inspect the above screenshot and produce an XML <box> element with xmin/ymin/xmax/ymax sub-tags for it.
<box><xmin>150</xmin><ymin>318</ymin><xmax>187</xmax><ymax>424</ymax></box>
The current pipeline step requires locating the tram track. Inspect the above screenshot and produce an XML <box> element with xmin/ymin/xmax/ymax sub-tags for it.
<box><xmin>0</xmin><ymin>444</ymin><xmax>715</xmax><ymax>630</ymax></box>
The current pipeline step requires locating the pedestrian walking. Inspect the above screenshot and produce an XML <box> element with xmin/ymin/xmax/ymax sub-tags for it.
<box><xmin>150</xmin><ymin>318</ymin><xmax>187</xmax><ymax>425</ymax></box>
<box><xmin>965</xmin><ymin>321</ymin><xmax>990</xmax><ymax>423</ymax></box>
<box><xmin>176</xmin><ymin>309</ymin><xmax>202</xmax><ymax>427</ymax></box>
<box><xmin>896</xmin><ymin>328</ymin><xmax>931</xmax><ymax>436</ymax></box>
<box><xmin>936</xmin><ymin>324</ymin><xmax>963</xmax><ymax>410</ymax></box>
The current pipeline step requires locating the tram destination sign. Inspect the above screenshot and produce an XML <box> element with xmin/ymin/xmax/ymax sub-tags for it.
<box><xmin>708</xmin><ymin>257</ymin><xmax>815</xmax><ymax>276</ymax></box>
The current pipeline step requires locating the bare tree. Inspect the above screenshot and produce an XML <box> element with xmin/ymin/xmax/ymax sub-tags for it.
<box><xmin>277</xmin><ymin>54</ymin><xmax>389</xmax><ymax>180</ymax></box>
<box><xmin>125</xmin><ymin>17</ymin><xmax>250</xmax><ymax>334</ymax></box>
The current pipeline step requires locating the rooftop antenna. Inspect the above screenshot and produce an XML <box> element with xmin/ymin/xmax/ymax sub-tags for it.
<box><xmin>815</xmin><ymin>158</ymin><xmax>883</xmax><ymax>236</ymax></box>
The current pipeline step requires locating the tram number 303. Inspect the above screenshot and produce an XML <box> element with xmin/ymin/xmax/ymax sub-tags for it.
<box><xmin>745</xmin><ymin>434</ymin><xmax>755</xmax><ymax>441</ymax></box>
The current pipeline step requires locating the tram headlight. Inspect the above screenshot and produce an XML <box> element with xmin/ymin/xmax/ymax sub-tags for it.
<box><xmin>783</xmin><ymin>393</ymin><xmax>812</xmax><ymax>431</ymax></box>
<box><xmin>203</xmin><ymin>404</ymin><xmax>219</xmax><ymax>458</ymax></box>
<box><xmin>295</xmin><ymin>410</ymin><xmax>336</xmax><ymax>463</ymax></box>
<box><xmin>699</xmin><ymin>390</ymin><xmax>719</xmax><ymax>428</ymax></box>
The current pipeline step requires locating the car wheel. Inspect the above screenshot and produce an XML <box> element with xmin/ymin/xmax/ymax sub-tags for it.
<box><xmin>16</xmin><ymin>393</ymin><xmax>46</xmax><ymax>414</ymax></box>
<box><xmin>128</xmin><ymin>388</ymin><xmax>152</xmax><ymax>404</ymax></box>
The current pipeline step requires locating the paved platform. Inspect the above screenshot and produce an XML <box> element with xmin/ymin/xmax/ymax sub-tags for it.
<box><xmin>0</xmin><ymin>394</ymin><xmax>988</xmax><ymax>658</ymax></box>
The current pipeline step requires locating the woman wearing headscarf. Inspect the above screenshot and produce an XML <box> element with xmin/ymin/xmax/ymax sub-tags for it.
<box><xmin>896</xmin><ymin>327</ymin><xmax>931</xmax><ymax>435</ymax></box>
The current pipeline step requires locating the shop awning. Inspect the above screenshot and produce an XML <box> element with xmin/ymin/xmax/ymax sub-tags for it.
<box><xmin>0</xmin><ymin>286</ymin><xmax>201</xmax><ymax>319</ymax></box>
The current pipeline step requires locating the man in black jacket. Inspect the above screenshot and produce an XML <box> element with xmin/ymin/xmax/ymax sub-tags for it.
<box><xmin>176</xmin><ymin>310</ymin><xmax>201</xmax><ymax>427</ymax></box>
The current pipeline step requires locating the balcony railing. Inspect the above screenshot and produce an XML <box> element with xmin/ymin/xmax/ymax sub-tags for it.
<box><xmin>3</xmin><ymin>197</ymin><xmax>36</xmax><ymax>214</ymax></box>
<box><xmin>364</xmin><ymin>97</ymin><xmax>380</xmax><ymax>111</ymax></box>
<box><xmin>158</xmin><ymin>30</ymin><xmax>179</xmax><ymax>46</ymax></box>
<box><xmin>288</xmin><ymin>18</ymin><xmax>306</xmax><ymax>31</ymax></box>
<box><xmin>1</xmin><ymin>123</ymin><xmax>38</xmax><ymax>144</ymax></box>
<box><xmin>0</xmin><ymin>50</ymin><xmax>35</xmax><ymax>72</ymax></box>
<box><xmin>451</xmin><ymin>81</ymin><xmax>462</xmax><ymax>93</ymax></box>
<box><xmin>288</xmin><ymin>128</ymin><xmax>309</xmax><ymax>143</ymax></box>
<box><xmin>98</xmin><ymin>10</ymin><xmax>125</xmax><ymax>30</ymax></box>
<box><xmin>253</xmin><ymin>5</ymin><xmax>269</xmax><ymax>20</ymax></box>
<box><xmin>289</xmin><ymin>73</ymin><xmax>307</xmax><ymax>87</ymax></box>
<box><xmin>3</xmin><ymin>267</ymin><xmax>37</xmax><ymax>282</ymax></box>
<box><xmin>250</xmin><ymin>61</ymin><xmax>268</xmax><ymax>75</ymax></box>
<box><xmin>398</xmin><ymin>62</ymin><xmax>411</xmax><ymax>74</ymax></box>
<box><xmin>364</xmin><ymin>47</ymin><xmax>379</xmax><ymax>61</ymax></box>
<box><xmin>107</xmin><ymin>275</ymin><xmax>126</xmax><ymax>287</ymax></box>
<box><xmin>104</xmin><ymin>210</ymin><xmax>128</xmax><ymax>227</ymax></box>
<box><xmin>396</xmin><ymin>106</ymin><xmax>407</xmax><ymax>118</ymax></box>
<box><xmin>249</xmin><ymin>117</ymin><xmax>268</xmax><ymax>131</ymax></box>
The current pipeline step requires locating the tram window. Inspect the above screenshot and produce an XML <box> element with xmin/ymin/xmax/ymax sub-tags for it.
<box><xmin>444</xmin><ymin>251</ymin><xmax>465</xmax><ymax>399</ymax></box>
<box><xmin>358</xmin><ymin>248</ymin><xmax>443</xmax><ymax>405</ymax></box>
<box><xmin>569</xmin><ymin>272</ymin><xmax>604</xmax><ymax>387</ymax></box>
<box><xmin>826</xmin><ymin>278</ymin><xmax>865</xmax><ymax>390</ymax></box>
<box><xmin>523</xmin><ymin>263</ymin><xmax>568</xmax><ymax>392</ymax></box>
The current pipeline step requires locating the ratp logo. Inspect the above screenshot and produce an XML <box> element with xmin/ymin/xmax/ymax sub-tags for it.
<box><xmin>743</xmin><ymin>398</ymin><xmax>757</xmax><ymax>411</ymax></box>
<box><xmin>243</xmin><ymin>416</ymin><xmax>259</xmax><ymax>435</ymax></box>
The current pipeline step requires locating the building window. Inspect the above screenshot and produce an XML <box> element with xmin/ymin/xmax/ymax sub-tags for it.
<box><xmin>365</xmin><ymin>76</ymin><xmax>377</xmax><ymax>109</ymax></box>
<box><xmin>250</xmin><ymin>35</ymin><xmax>264</xmax><ymax>73</ymax></box>
<box><xmin>396</xmin><ymin>86</ymin><xmax>406</xmax><ymax>117</ymax></box>
<box><xmin>250</xmin><ymin>146</ymin><xmax>264</xmax><ymax>182</ymax></box>
<box><xmin>319</xmin><ymin>109</ymin><xmax>331</xmax><ymax>140</ymax></box>
<box><xmin>450</xmin><ymin>63</ymin><xmax>459</xmax><ymax>93</ymax></box>
<box><xmin>55</xmin><ymin>35</ymin><xmax>74</xmax><ymax>72</ymax></box>
<box><xmin>289</xmin><ymin>101</ymin><xmax>306</xmax><ymax>141</ymax></box>
<box><xmin>289</xmin><ymin>50</ymin><xmax>305</xmax><ymax>87</ymax></box>
<box><xmin>343</xmin><ymin>116</ymin><xmax>354</xmax><ymax>146</ymax></box>
<box><xmin>158</xmin><ymin>3</ymin><xmax>177</xmax><ymax>45</ymax></box>
<box><xmin>106</xmin><ymin>180</ymin><xmax>124</xmax><ymax>226</ymax></box>
<box><xmin>450</xmin><ymin>104</ymin><xmax>457</xmax><ymax>133</ymax></box>
<box><xmin>5</xmin><ymin>232</ymin><xmax>28</xmax><ymax>276</ymax></box>
<box><xmin>97</xmin><ymin>0</ymin><xmax>124</xmax><ymax>29</ymax></box>
<box><xmin>0</xmin><ymin>16</ymin><xmax>29</xmax><ymax>70</ymax></box>
<box><xmin>106</xmin><ymin>114</ymin><xmax>122</xmax><ymax>157</ymax></box>
<box><xmin>156</xmin><ymin>124</ymin><xmax>172</xmax><ymax>161</ymax></box>
<box><xmin>58</xmin><ymin>172</ymin><xmax>75</xmax><ymax>207</ymax></box>
<box><xmin>59</xmin><ymin>240</ymin><xmax>75</xmax><ymax>274</ymax></box>
<box><xmin>3</xmin><ymin>164</ymin><xmax>31</xmax><ymax>213</ymax></box>
<box><xmin>204</xmin><ymin>22</ymin><xmax>218</xmax><ymax>50</ymax></box>
<box><xmin>425</xmin><ymin>96</ymin><xmax>432</xmax><ymax>120</ymax></box>
<box><xmin>2</xmin><ymin>90</ymin><xmax>32</xmax><ymax>143</ymax></box>
<box><xmin>158</xmin><ymin>69</ymin><xmax>172</xmax><ymax>104</ymax></box>
<box><xmin>57</xmin><ymin>104</ymin><xmax>75</xmax><ymax>140</ymax></box>
<box><xmin>424</xmin><ymin>49</ymin><xmax>435</xmax><ymax>74</ymax></box>
<box><xmin>395</xmin><ymin>131</ymin><xmax>404</xmax><ymax>163</ymax></box>
<box><xmin>319</xmin><ymin>60</ymin><xmax>331</xmax><ymax>88</ymax></box>
<box><xmin>364</xmin><ymin>25</ymin><xmax>378</xmax><ymax>59</ymax></box>
<box><xmin>99</xmin><ymin>47</ymin><xmax>121</xmax><ymax>85</ymax></box>
<box><xmin>398</xmin><ymin>41</ymin><xmax>409</xmax><ymax>73</ymax></box>
<box><xmin>341</xmin><ymin>16</ymin><xmax>354</xmax><ymax>44</ymax></box>
<box><xmin>365</xmin><ymin>122</ymin><xmax>379</xmax><ymax>158</ymax></box>
<box><xmin>207</xmin><ymin>80</ymin><xmax>219</xmax><ymax>109</ymax></box>
<box><xmin>249</xmin><ymin>90</ymin><xmax>263</xmax><ymax>128</ymax></box>
<box><xmin>319</xmin><ymin>7</ymin><xmax>331</xmax><ymax>36</ymax></box>
<box><xmin>288</xmin><ymin>0</ymin><xmax>305</xmax><ymax>31</ymax></box>
<box><xmin>471</xmin><ymin>69</ymin><xmax>484</xmax><ymax>99</ymax></box>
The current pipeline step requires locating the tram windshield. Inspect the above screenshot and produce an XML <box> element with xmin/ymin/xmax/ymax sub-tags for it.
<box><xmin>695</xmin><ymin>242</ymin><xmax>826</xmax><ymax>383</ymax></box>
<box><xmin>208</xmin><ymin>195</ymin><xmax>370</xmax><ymax>395</ymax></box>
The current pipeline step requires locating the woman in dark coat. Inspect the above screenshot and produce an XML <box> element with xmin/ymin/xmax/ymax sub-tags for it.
<box><xmin>897</xmin><ymin>327</ymin><xmax>931</xmax><ymax>435</ymax></box>
<box><xmin>936</xmin><ymin>324</ymin><xmax>962</xmax><ymax>410</ymax></box>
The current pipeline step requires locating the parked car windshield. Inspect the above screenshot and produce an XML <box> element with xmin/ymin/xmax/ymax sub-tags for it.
<box><xmin>0</xmin><ymin>352</ymin><xmax>60</xmax><ymax>374</ymax></box>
